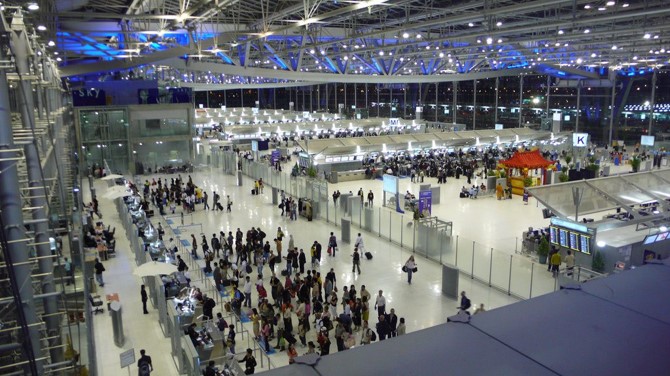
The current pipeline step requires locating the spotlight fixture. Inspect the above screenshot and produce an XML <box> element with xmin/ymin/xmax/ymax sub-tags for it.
<box><xmin>606</xmin><ymin>0</ymin><xmax>615</xmax><ymax>5</ymax></box>
<box><xmin>643</xmin><ymin>33</ymin><xmax>651</xmax><ymax>39</ymax></box>
<box><xmin>416</xmin><ymin>34</ymin><xmax>422</xmax><ymax>39</ymax></box>
<box><xmin>584</xmin><ymin>29</ymin><xmax>590</xmax><ymax>34</ymax></box>
<box><xmin>576</xmin><ymin>58</ymin><xmax>583</xmax><ymax>64</ymax></box>
<box><xmin>468</xmin><ymin>22</ymin><xmax>474</xmax><ymax>27</ymax></box>
<box><xmin>48</xmin><ymin>40</ymin><xmax>55</xmax><ymax>47</ymax></box>
<box><xmin>584</xmin><ymin>4</ymin><xmax>591</xmax><ymax>9</ymax></box>
<box><xmin>37</xmin><ymin>25</ymin><xmax>47</xmax><ymax>31</ymax></box>
<box><xmin>402</xmin><ymin>32</ymin><xmax>409</xmax><ymax>38</ymax></box>
<box><xmin>496</xmin><ymin>21</ymin><xmax>502</xmax><ymax>27</ymax></box>
<box><xmin>558</xmin><ymin>30</ymin><xmax>564</xmax><ymax>35</ymax></box>
<box><xmin>486</xmin><ymin>37</ymin><xmax>493</xmax><ymax>45</ymax></box>
<box><xmin>27</xmin><ymin>3</ymin><xmax>39</xmax><ymax>10</ymax></box>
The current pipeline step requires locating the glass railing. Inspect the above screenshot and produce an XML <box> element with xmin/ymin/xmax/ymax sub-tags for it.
<box><xmin>233</xmin><ymin>158</ymin><xmax>602</xmax><ymax>301</ymax></box>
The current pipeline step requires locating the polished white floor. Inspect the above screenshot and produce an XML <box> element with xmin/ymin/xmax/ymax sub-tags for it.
<box><xmin>86</xmin><ymin>158</ymin><xmax>653</xmax><ymax>375</ymax></box>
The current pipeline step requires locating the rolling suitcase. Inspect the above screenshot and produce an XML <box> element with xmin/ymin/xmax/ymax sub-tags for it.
<box><xmin>365</xmin><ymin>252</ymin><xmax>373</xmax><ymax>260</ymax></box>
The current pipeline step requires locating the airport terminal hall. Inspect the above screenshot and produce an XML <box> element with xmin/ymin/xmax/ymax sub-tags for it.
<box><xmin>2</xmin><ymin>1</ymin><xmax>670</xmax><ymax>375</ymax></box>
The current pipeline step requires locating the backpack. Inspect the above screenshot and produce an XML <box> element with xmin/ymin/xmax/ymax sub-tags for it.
<box><xmin>369</xmin><ymin>329</ymin><xmax>377</xmax><ymax>342</ymax></box>
<box><xmin>138</xmin><ymin>361</ymin><xmax>151</xmax><ymax>376</ymax></box>
<box><xmin>217</xmin><ymin>318</ymin><xmax>228</xmax><ymax>331</ymax></box>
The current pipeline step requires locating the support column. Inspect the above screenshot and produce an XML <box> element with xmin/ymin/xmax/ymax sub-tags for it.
<box><xmin>240</xmin><ymin>88</ymin><xmax>244</xmax><ymax>107</ymax></box>
<box><xmin>377</xmin><ymin>84</ymin><xmax>380</xmax><ymax>117</ymax></box>
<box><xmin>494</xmin><ymin>77</ymin><xmax>499</xmax><ymax>124</ymax></box>
<box><xmin>435</xmin><ymin>83</ymin><xmax>439</xmax><ymax>122</ymax></box>
<box><xmin>353</xmin><ymin>83</ymin><xmax>357</xmax><ymax>111</ymax></box>
<box><xmin>2</xmin><ymin>27</ymin><xmax>44</xmax><ymax>375</ymax></box>
<box><xmin>518</xmin><ymin>75</ymin><xmax>524</xmax><ymax>127</ymax></box>
<box><xmin>649</xmin><ymin>69</ymin><xmax>657</xmax><ymax>135</ymax></box>
<box><xmin>310</xmin><ymin>86</ymin><xmax>313</xmax><ymax>112</ymax></box>
<box><xmin>344</xmin><ymin>83</ymin><xmax>347</xmax><ymax>111</ymax></box>
<box><xmin>546</xmin><ymin>75</ymin><xmax>551</xmax><ymax>116</ymax></box>
<box><xmin>453</xmin><ymin>81</ymin><xmax>457</xmax><ymax>124</ymax></box>
<box><xmin>365</xmin><ymin>83</ymin><xmax>368</xmax><ymax>113</ymax></box>
<box><xmin>403</xmin><ymin>85</ymin><xmax>407</xmax><ymax>119</ymax></box>
<box><xmin>576</xmin><ymin>83</ymin><xmax>581</xmax><ymax>132</ymax></box>
<box><xmin>608</xmin><ymin>75</ymin><xmax>617</xmax><ymax>145</ymax></box>
<box><xmin>472</xmin><ymin>79</ymin><xmax>477</xmax><ymax>130</ymax></box>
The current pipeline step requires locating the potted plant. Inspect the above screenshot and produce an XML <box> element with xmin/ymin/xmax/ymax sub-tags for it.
<box><xmin>565</xmin><ymin>155</ymin><xmax>572</xmax><ymax>166</ymax></box>
<box><xmin>630</xmin><ymin>156</ymin><xmax>641</xmax><ymax>173</ymax></box>
<box><xmin>523</xmin><ymin>177</ymin><xmax>533</xmax><ymax>187</ymax></box>
<box><xmin>537</xmin><ymin>237</ymin><xmax>550</xmax><ymax>264</ymax></box>
<box><xmin>306</xmin><ymin>166</ymin><xmax>318</xmax><ymax>178</ymax></box>
<box><xmin>592</xmin><ymin>251</ymin><xmax>605</xmax><ymax>273</ymax></box>
<box><xmin>559</xmin><ymin>172</ymin><xmax>569</xmax><ymax>182</ymax></box>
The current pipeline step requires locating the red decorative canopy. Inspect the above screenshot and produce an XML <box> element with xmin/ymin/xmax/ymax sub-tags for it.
<box><xmin>500</xmin><ymin>150</ymin><xmax>554</xmax><ymax>169</ymax></box>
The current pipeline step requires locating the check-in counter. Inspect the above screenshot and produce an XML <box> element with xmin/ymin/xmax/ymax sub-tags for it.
<box><xmin>329</xmin><ymin>169</ymin><xmax>367</xmax><ymax>183</ymax></box>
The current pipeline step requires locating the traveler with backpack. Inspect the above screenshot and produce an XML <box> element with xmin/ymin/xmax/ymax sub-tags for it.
<box><xmin>137</xmin><ymin>349</ymin><xmax>153</xmax><ymax>376</ymax></box>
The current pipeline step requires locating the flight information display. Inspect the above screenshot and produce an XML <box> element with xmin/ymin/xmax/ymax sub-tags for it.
<box><xmin>559</xmin><ymin>229</ymin><xmax>568</xmax><ymax>247</ymax></box>
<box><xmin>580</xmin><ymin>235</ymin><xmax>591</xmax><ymax>254</ymax></box>
<box><xmin>569</xmin><ymin>232</ymin><xmax>579</xmax><ymax>251</ymax></box>
<box><xmin>550</xmin><ymin>227</ymin><xmax>558</xmax><ymax>244</ymax></box>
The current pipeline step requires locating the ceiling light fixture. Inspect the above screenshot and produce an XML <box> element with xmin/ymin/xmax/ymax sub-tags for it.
<box><xmin>496</xmin><ymin>21</ymin><xmax>502</xmax><ymax>27</ymax></box>
<box><xmin>611</xmin><ymin>45</ymin><xmax>618</xmax><ymax>50</ymax></box>
<box><xmin>576</xmin><ymin>58</ymin><xmax>583</xmax><ymax>64</ymax></box>
<box><xmin>416</xmin><ymin>34</ymin><xmax>422</xmax><ymax>39</ymax></box>
<box><xmin>48</xmin><ymin>41</ymin><xmax>55</xmax><ymax>47</ymax></box>
<box><xmin>606</xmin><ymin>0</ymin><xmax>615</xmax><ymax>5</ymax></box>
<box><xmin>584</xmin><ymin>29</ymin><xmax>590</xmax><ymax>34</ymax></box>
<box><xmin>468</xmin><ymin>22</ymin><xmax>474</xmax><ymax>27</ymax></box>
<box><xmin>622</xmin><ymin>3</ymin><xmax>629</xmax><ymax>7</ymax></box>
<box><xmin>486</xmin><ymin>37</ymin><xmax>493</xmax><ymax>45</ymax></box>
<box><xmin>598</xmin><ymin>7</ymin><xmax>606</xmax><ymax>10</ymax></box>
<box><xmin>584</xmin><ymin>4</ymin><xmax>591</xmax><ymax>9</ymax></box>
<box><xmin>402</xmin><ymin>32</ymin><xmax>409</xmax><ymax>38</ymax></box>
<box><xmin>37</xmin><ymin>25</ymin><xmax>47</xmax><ymax>31</ymax></box>
<box><xmin>27</xmin><ymin>3</ymin><xmax>39</xmax><ymax>10</ymax></box>
<box><xmin>643</xmin><ymin>33</ymin><xmax>651</xmax><ymax>39</ymax></box>
<box><xmin>558</xmin><ymin>30</ymin><xmax>564</xmax><ymax>35</ymax></box>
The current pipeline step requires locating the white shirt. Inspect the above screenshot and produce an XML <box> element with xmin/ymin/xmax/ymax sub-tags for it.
<box><xmin>375</xmin><ymin>295</ymin><xmax>386</xmax><ymax>307</ymax></box>
<box><xmin>244</xmin><ymin>280</ymin><xmax>253</xmax><ymax>294</ymax></box>
<box><xmin>355</xmin><ymin>235</ymin><xmax>364</xmax><ymax>248</ymax></box>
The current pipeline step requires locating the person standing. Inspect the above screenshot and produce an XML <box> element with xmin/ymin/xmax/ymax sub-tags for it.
<box><xmin>374</xmin><ymin>290</ymin><xmax>386</xmax><ymax>317</ymax></box>
<box><xmin>137</xmin><ymin>349</ymin><xmax>153</xmax><ymax>376</ymax></box>
<box><xmin>396</xmin><ymin>317</ymin><xmax>406</xmax><ymax>335</ymax></box>
<box><xmin>376</xmin><ymin>314</ymin><xmax>391</xmax><ymax>341</ymax></box>
<box><xmin>94</xmin><ymin>258</ymin><xmax>105</xmax><ymax>287</ymax></box>
<box><xmin>550</xmin><ymin>250</ymin><xmax>562</xmax><ymax>277</ymax></box>
<box><xmin>298</xmin><ymin>249</ymin><xmax>306</xmax><ymax>274</ymax></box>
<box><xmin>64</xmin><ymin>257</ymin><xmax>74</xmax><ymax>285</ymax></box>
<box><xmin>387</xmin><ymin>308</ymin><xmax>398</xmax><ymax>337</ymax></box>
<box><xmin>243</xmin><ymin>276</ymin><xmax>253</xmax><ymax>308</ymax></box>
<box><xmin>352</xmin><ymin>248</ymin><xmax>361</xmax><ymax>274</ymax></box>
<box><xmin>203</xmin><ymin>191</ymin><xmax>209</xmax><ymax>210</ymax></box>
<box><xmin>565</xmin><ymin>250</ymin><xmax>575</xmax><ymax>276</ymax></box>
<box><xmin>367</xmin><ymin>190</ymin><xmax>374</xmax><ymax>207</ymax></box>
<box><xmin>404</xmin><ymin>256</ymin><xmax>416</xmax><ymax>284</ymax></box>
<box><xmin>190</xmin><ymin>234</ymin><xmax>198</xmax><ymax>259</ymax></box>
<box><xmin>141</xmin><ymin>285</ymin><xmax>149</xmax><ymax>314</ymax></box>
<box><xmin>226</xmin><ymin>195</ymin><xmax>232</xmax><ymax>212</ymax></box>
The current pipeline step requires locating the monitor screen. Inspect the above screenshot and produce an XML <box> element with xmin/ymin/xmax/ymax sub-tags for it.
<box><xmin>644</xmin><ymin>234</ymin><xmax>658</xmax><ymax>244</ymax></box>
<box><xmin>549</xmin><ymin>227</ymin><xmax>557</xmax><ymax>244</ymax></box>
<box><xmin>580</xmin><ymin>235</ymin><xmax>590</xmax><ymax>254</ymax></box>
<box><xmin>569</xmin><ymin>232</ymin><xmax>579</xmax><ymax>251</ymax></box>
<box><xmin>559</xmin><ymin>229</ymin><xmax>568</xmax><ymax>247</ymax></box>
<box><xmin>656</xmin><ymin>232</ymin><xmax>668</xmax><ymax>241</ymax></box>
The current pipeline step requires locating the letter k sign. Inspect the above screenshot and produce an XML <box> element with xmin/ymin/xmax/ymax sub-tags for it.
<box><xmin>577</xmin><ymin>136</ymin><xmax>585</xmax><ymax>145</ymax></box>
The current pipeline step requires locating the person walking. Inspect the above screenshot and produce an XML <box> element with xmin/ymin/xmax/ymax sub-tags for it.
<box><xmin>374</xmin><ymin>290</ymin><xmax>386</xmax><ymax>317</ymax></box>
<box><xmin>459</xmin><ymin>291</ymin><xmax>472</xmax><ymax>313</ymax></box>
<box><xmin>64</xmin><ymin>257</ymin><xmax>74</xmax><ymax>285</ymax></box>
<box><xmin>354</xmin><ymin>233</ymin><xmax>365</xmax><ymax>253</ymax></box>
<box><xmin>550</xmin><ymin>250</ymin><xmax>562</xmax><ymax>277</ymax></box>
<box><xmin>404</xmin><ymin>256</ymin><xmax>416</xmax><ymax>284</ymax></box>
<box><xmin>203</xmin><ymin>191</ymin><xmax>209</xmax><ymax>210</ymax></box>
<box><xmin>141</xmin><ymin>285</ymin><xmax>149</xmax><ymax>314</ymax></box>
<box><xmin>565</xmin><ymin>250</ymin><xmax>575</xmax><ymax>276</ymax></box>
<box><xmin>298</xmin><ymin>249</ymin><xmax>307</xmax><ymax>274</ymax></box>
<box><xmin>352</xmin><ymin>248</ymin><xmax>361</xmax><ymax>274</ymax></box>
<box><xmin>137</xmin><ymin>349</ymin><xmax>153</xmax><ymax>376</ymax></box>
<box><xmin>387</xmin><ymin>308</ymin><xmax>398</xmax><ymax>337</ymax></box>
<box><xmin>376</xmin><ymin>314</ymin><xmax>391</xmax><ymax>341</ymax></box>
<box><xmin>243</xmin><ymin>276</ymin><xmax>253</xmax><ymax>308</ymax></box>
<box><xmin>238</xmin><ymin>348</ymin><xmax>257</xmax><ymax>375</ymax></box>
<box><xmin>94</xmin><ymin>258</ymin><xmax>105</xmax><ymax>287</ymax></box>
<box><xmin>328</xmin><ymin>232</ymin><xmax>337</xmax><ymax>257</ymax></box>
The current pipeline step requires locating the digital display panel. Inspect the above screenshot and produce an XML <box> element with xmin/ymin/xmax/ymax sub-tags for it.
<box><xmin>580</xmin><ymin>235</ymin><xmax>590</xmax><ymax>255</ymax></box>
<box><xmin>643</xmin><ymin>235</ymin><xmax>658</xmax><ymax>244</ymax></box>
<box><xmin>559</xmin><ymin>229</ymin><xmax>568</xmax><ymax>247</ymax></box>
<box><xmin>549</xmin><ymin>227</ymin><xmax>558</xmax><ymax>244</ymax></box>
<box><xmin>656</xmin><ymin>232</ymin><xmax>668</xmax><ymax>241</ymax></box>
<box><xmin>569</xmin><ymin>232</ymin><xmax>579</xmax><ymax>251</ymax></box>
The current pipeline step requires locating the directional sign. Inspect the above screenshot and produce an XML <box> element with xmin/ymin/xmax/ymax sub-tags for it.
<box><xmin>120</xmin><ymin>348</ymin><xmax>135</xmax><ymax>368</ymax></box>
<box><xmin>572</xmin><ymin>133</ymin><xmax>589</xmax><ymax>147</ymax></box>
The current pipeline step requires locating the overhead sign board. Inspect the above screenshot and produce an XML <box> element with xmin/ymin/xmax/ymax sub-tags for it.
<box><xmin>572</xmin><ymin>133</ymin><xmax>589</xmax><ymax>147</ymax></box>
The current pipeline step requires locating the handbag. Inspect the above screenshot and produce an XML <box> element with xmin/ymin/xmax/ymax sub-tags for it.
<box><xmin>413</xmin><ymin>267</ymin><xmax>418</xmax><ymax>273</ymax></box>
<box><xmin>401</xmin><ymin>265</ymin><xmax>407</xmax><ymax>272</ymax></box>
